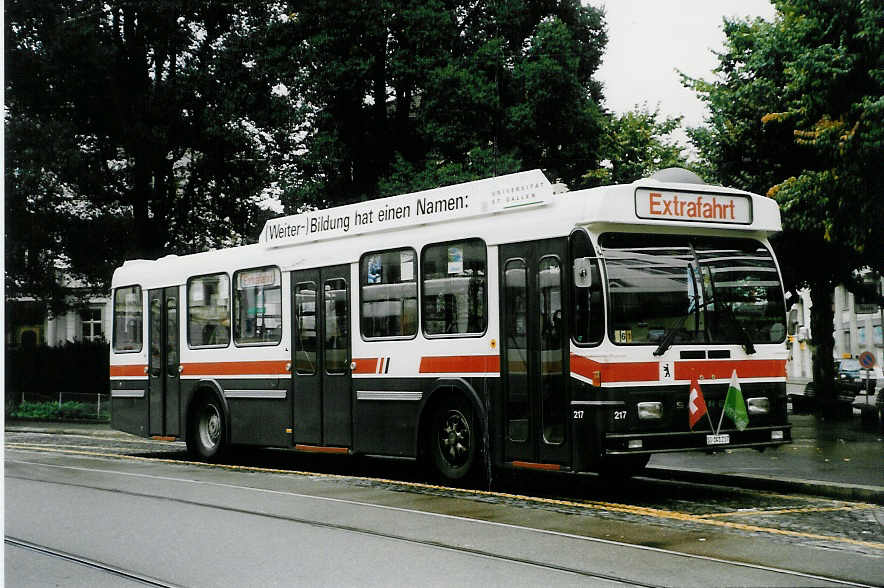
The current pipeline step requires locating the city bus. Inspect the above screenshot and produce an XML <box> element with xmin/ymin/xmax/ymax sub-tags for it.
<box><xmin>110</xmin><ymin>168</ymin><xmax>791</xmax><ymax>480</ymax></box>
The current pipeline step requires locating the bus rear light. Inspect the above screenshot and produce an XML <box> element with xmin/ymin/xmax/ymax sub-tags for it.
<box><xmin>637</xmin><ymin>402</ymin><xmax>663</xmax><ymax>420</ymax></box>
<box><xmin>771</xmin><ymin>430</ymin><xmax>784</xmax><ymax>441</ymax></box>
<box><xmin>628</xmin><ymin>440</ymin><xmax>643</xmax><ymax>449</ymax></box>
<box><xmin>747</xmin><ymin>397</ymin><xmax>770</xmax><ymax>415</ymax></box>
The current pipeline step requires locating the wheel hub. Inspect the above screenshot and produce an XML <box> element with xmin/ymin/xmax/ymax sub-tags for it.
<box><xmin>439</xmin><ymin>409</ymin><xmax>470</xmax><ymax>466</ymax></box>
<box><xmin>199</xmin><ymin>404</ymin><xmax>222</xmax><ymax>449</ymax></box>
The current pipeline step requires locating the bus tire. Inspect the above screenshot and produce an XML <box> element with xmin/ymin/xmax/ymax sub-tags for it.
<box><xmin>187</xmin><ymin>393</ymin><xmax>227</xmax><ymax>461</ymax></box>
<box><xmin>597</xmin><ymin>454</ymin><xmax>650</xmax><ymax>480</ymax></box>
<box><xmin>429</xmin><ymin>396</ymin><xmax>478</xmax><ymax>482</ymax></box>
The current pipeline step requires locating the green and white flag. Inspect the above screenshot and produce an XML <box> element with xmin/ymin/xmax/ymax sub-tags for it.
<box><xmin>719</xmin><ymin>369</ymin><xmax>749</xmax><ymax>432</ymax></box>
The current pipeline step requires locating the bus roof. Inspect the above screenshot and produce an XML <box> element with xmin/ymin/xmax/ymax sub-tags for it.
<box><xmin>112</xmin><ymin>169</ymin><xmax>781</xmax><ymax>290</ymax></box>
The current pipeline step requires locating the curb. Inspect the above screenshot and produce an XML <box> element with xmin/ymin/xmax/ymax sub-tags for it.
<box><xmin>645</xmin><ymin>465</ymin><xmax>884</xmax><ymax>505</ymax></box>
<box><xmin>5</xmin><ymin>425</ymin><xmax>133</xmax><ymax>439</ymax></box>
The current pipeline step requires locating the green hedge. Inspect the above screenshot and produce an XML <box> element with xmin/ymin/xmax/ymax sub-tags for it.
<box><xmin>8</xmin><ymin>400</ymin><xmax>109</xmax><ymax>422</ymax></box>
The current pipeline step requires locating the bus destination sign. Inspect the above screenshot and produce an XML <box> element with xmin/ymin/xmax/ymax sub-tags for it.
<box><xmin>635</xmin><ymin>188</ymin><xmax>752</xmax><ymax>225</ymax></box>
<box><xmin>260</xmin><ymin>170</ymin><xmax>552</xmax><ymax>248</ymax></box>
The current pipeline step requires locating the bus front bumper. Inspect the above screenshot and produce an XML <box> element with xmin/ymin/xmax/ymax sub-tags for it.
<box><xmin>603</xmin><ymin>424</ymin><xmax>792</xmax><ymax>454</ymax></box>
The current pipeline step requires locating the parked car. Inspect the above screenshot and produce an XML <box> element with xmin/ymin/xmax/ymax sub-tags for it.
<box><xmin>851</xmin><ymin>364</ymin><xmax>884</xmax><ymax>425</ymax></box>
<box><xmin>795</xmin><ymin>361</ymin><xmax>858</xmax><ymax>415</ymax></box>
<box><xmin>837</xmin><ymin>359</ymin><xmax>866</xmax><ymax>394</ymax></box>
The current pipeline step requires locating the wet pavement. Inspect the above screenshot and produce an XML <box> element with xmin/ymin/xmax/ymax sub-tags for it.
<box><xmin>6</xmin><ymin>411</ymin><xmax>884</xmax><ymax>503</ymax></box>
<box><xmin>649</xmin><ymin>413</ymin><xmax>884</xmax><ymax>502</ymax></box>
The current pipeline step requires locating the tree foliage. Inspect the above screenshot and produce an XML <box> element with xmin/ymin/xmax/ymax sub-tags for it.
<box><xmin>685</xmin><ymin>0</ymin><xmax>883</xmax><ymax>403</ymax></box>
<box><xmin>6</xmin><ymin>0</ymin><xmax>286</xmax><ymax>308</ymax></box>
<box><xmin>584</xmin><ymin>105</ymin><xmax>688</xmax><ymax>186</ymax></box>
<box><xmin>270</xmin><ymin>0</ymin><xmax>608</xmax><ymax>204</ymax></box>
<box><xmin>7</xmin><ymin>0</ymin><xmax>610</xmax><ymax>309</ymax></box>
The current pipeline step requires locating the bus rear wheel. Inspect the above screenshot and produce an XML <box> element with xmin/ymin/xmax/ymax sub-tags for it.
<box><xmin>187</xmin><ymin>394</ymin><xmax>227</xmax><ymax>460</ymax></box>
<box><xmin>429</xmin><ymin>397</ymin><xmax>478</xmax><ymax>482</ymax></box>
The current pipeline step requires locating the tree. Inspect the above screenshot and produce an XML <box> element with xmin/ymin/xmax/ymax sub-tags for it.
<box><xmin>685</xmin><ymin>0</ymin><xmax>883</xmax><ymax>408</ymax></box>
<box><xmin>583</xmin><ymin>105</ymin><xmax>689</xmax><ymax>186</ymax></box>
<box><xmin>269</xmin><ymin>0</ymin><xmax>608</xmax><ymax>205</ymax></box>
<box><xmin>5</xmin><ymin>0</ymin><xmax>285</xmax><ymax>307</ymax></box>
<box><xmin>7</xmin><ymin>0</ymin><xmax>610</xmax><ymax>311</ymax></box>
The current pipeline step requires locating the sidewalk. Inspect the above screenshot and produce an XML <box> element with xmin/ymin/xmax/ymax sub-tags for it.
<box><xmin>650</xmin><ymin>413</ymin><xmax>884</xmax><ymax>504</ymax></box>
<box><xmin>5</xmin><ymin>420</ymin><xmax>128</xmax><ymax>439</ymax></box>
<box><xmin>6</xmin><ymin>415</ymin><xmax>884</xmax><ymax>504</ymax></box>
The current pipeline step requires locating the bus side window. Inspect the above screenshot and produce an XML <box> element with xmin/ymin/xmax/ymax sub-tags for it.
<box><xmin>360</xmin><ymin>248</ymin><xmax>417</xmax><ymax>339</ymax></box>
<box><xmin>233</xmin><ymin>266</ymin><xmax>282</xmax><ymax>346</ymax></box>
<box><xmin>421</xmin><ymin>238</ymin><xmax>487</xmax><ymax>337</ymax></box>
<box><xmin>187</xmin><ymin>273</ymin><xmax>231</xmax><ymax>348</ymax></box>
<box><xmin>113</xmin><ymin>285</ymin><xmax>143</xmax><ymax>352</ymax></box>
<box><xmin>570</xmin><ymin>230</ymin><xmax>604</xmax><ymax>346</ymax></box>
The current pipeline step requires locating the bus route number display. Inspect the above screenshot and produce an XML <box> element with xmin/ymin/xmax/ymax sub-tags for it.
<box><xmin>635</xmin><ymin>189</ymin><xmax>752</xmax><ymax>225</ymax></box>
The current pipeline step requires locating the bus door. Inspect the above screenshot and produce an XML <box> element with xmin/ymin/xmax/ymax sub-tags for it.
<box><xmin>499</xmin><ymin>239</ymin><xmax>570</xmax><ymax>466</ymax></box>
<box><xmin>147</xmin><ymin>286</ymin><xmax>181</xmax><ymax>437</ymax></box>
<box><xmin>291</xmin><ymin>265</ymin><xmax>352</xmax><ymax>447</ymax></box>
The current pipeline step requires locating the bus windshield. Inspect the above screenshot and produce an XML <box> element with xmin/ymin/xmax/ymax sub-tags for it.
<box><xmin>599</xmin><ymin>233</ymin><xmax>786</xmax><ymax>346</ymax></box>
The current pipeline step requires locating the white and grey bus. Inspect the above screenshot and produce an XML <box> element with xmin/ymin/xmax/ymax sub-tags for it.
<box><xmin>110</xmin><ymin>168</ymin><xmax>791</xmax><ymax>480</ymax></box>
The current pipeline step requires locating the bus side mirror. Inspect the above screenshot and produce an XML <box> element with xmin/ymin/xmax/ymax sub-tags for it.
<box><xmin>574</xmin><ymin>258</ymin><xmax>593</xmax><ymax>288</ymax></box>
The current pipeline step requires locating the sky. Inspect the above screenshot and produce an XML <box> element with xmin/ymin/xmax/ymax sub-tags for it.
<box><xmin>586</xmin><ymin>0</ymin><xmax>777</xmax><ymax>142</ymax></box>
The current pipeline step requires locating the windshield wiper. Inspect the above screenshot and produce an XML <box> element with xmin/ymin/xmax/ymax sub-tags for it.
<box><xmin>712</xmin><ymin>297</ymin><xmax>756</xmax><ymax>355</ymax></box>
<box><xmin>653</xmin><ymin>298</ymin><xmax>707</xmax><ymax>356</ymax></box>
<box><xmin>652</xmin><ymin>313</ymin><xmax>690</xmax><ymax>356</ymax></box>
<box><xmin>652</xmin><ymin>296</ymin><xmax>756</xmax><ymax>356</ymax></box>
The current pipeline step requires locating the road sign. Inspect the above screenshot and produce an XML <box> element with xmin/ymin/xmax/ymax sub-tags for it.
<box><xmin>859</xmin><ymin>351</ymin><xmax>876</xmax><ymax>369</ymax></box>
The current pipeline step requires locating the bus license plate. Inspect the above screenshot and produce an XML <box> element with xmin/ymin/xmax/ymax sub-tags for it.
<box><xmin>706</xmin><ymin>434</ymin><xmax>730</xmax><ymax>446</ymax></box>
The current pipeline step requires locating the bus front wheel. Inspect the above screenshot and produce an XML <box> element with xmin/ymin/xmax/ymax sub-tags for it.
<box><xmin>187</xmin><ymin>394</ymin><xmax>227</xmax><ymax>460</ymax></box>
<box><xmin>429</xmin><ymin>397</ymin><xmax>478</xmax><ymax>482</ymax></box>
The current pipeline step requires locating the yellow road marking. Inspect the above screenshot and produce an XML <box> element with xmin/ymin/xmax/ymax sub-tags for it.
<box><xmin>7</xmin><ymin>443</ymin><xmax>149</xmax><ymax>453</ymax></box>
<box><xmin>7</xmin><ymin>443</ymin><xmax>884</xmax><ymax>551</ymax></box>
<box><xmin>698</xmin><ymin>505</ymin><xmax>878</xmax><ymax>518</ymax></box>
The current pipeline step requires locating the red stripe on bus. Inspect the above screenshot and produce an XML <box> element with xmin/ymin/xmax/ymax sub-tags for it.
<box><xmin>110</xmin><ymin>365</ymin><xmax>147</xmax><ymax>377</ymax></box>
<box><xmin>295</xmin><ymin>444</ymin><xmax>349</xmax><ymax>454</ymax></box>
<box><xmin>511</xmin><ymin>461</ymin><xmax>561</xmax><ymax>471</ymax></box>
<box><xmin>675</xmin><ymin>359</ymin><xmax>786</xmax><ymax>381</ymax></box>
<box><xmin>570</xmin><ymin>354</ymin><xmax>658</xmax><ymax>384</ymax></box>
<box><xmin>181</xmin><ymin>360</ymin><xmax>290</xmax><ymax>376</ymax></box>
<box><xmin>419</xmin><ymin>355</ymin><xmax>501</xmax><ymax>374</ymax></box>
<box><xmin>352</xmin><ymin>358</ymin><xmax>379</xmax><ymax>375</ymax></box>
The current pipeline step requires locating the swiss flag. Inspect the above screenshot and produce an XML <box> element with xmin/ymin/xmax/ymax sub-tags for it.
<box><xmin>688</xmin><ymin>377</ymin><xmax>708</xmax><ymax>430</ymax></box>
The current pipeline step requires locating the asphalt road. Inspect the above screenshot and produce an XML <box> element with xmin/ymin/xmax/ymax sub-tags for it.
<box><xmin>5</xmin><ymin>433</ymin><xmax>884</xmax><ymax>587</ymax></box>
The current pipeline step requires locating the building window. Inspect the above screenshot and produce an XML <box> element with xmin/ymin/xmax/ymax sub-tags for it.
<box><xmin>233</xmin><ymin>267</ymin><xmax>282</xmax><ymax>345</ymax></box>
<box><xmin>113</xmin><ymin>286</ymin><xmax>143</xmax><ymax>352</ymax></box>
<box><xmin>421</xmin><ymin>239</ymin><xmax>486</xmax><ymax>336</ymax></box>
<box><xmin>360</xmin><ymin>248</ymin><xmax>417</xmax><ymax>339</ymax></box>
<box><xmin>81</xmin><ymin>308</ymin><xmax>104</xmax><ymax>341</ymax></box>
<box><xmin>188</xmin><ymin>273</ymin><xmax>230</xmax><ymax>348</ymax></box>
<box><xmin>858</xmin><ymin>326</ymin><xmax>866</xmax><ymax>346</ymax></box>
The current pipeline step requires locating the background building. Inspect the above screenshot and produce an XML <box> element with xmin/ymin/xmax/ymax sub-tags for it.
<box><xmin>786</xmin><ymin>276</ymin><xmax>884</xmax><ymax>382</ymax></box>
<box><xmin>5</xmin><ymin>274</ymin><xmax>111</xmax><ymax>349</ymax></box>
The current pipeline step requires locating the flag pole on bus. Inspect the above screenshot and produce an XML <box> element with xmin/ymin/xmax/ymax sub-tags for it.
<box><xmin>717</xmin><ymin>370</ymin><xmax>749</xmax><ymax>434</ymax></box>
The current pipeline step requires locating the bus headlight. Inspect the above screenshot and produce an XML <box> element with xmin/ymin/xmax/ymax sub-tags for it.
<box><xmin>637</xmin><ymin>402</ymin><xmax>663</xmax><ymax>420</ymax></box>
<box><xmin>747</xmin><ymin>397</ymin><xmax>770</xmax><ymax>415</ymax></box>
